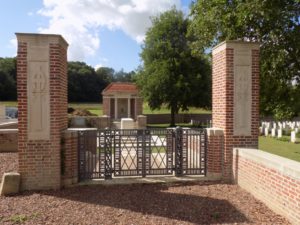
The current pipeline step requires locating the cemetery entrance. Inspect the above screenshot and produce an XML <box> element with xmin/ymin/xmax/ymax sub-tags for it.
<box><xmin>78</xmin><ymin>128</ymin><xmax>207</xmax><ymax>181</ymax></box>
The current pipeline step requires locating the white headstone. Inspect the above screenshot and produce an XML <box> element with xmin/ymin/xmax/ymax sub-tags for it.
<box><xmin>259</xmin><ymin>127</ymin><xmax>263</xmax><ymax>135</ymax></box>
<box><xmin>271</xmin><ymin>128</ymin><xmax>276</xmax><ymax>137</ymax></box>
<box><xmin>277</xmin><ymin>129</ymin><xmax>282</xmax><ymax>138</ymax></box>
<box><xmin>291</xmin><ymin>131</ymin><xmax>296</xmax><ymax>143</ymax></box>
<box><xmin>295</xmin><ymin>128</ymin><xmax>299</xmax><ymax>134</ymax></box>
<box><xmin>264</xmin><ymin>127</ymin><xmax>269</xmax><ymax>136</ymax></box>
<box><xmin>121</xmin><ymin>118</ymin><xmax>135</xmax><ymax>129</ymax></box>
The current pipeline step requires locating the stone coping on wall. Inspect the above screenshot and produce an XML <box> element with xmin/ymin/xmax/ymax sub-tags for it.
<box><xmin>67</xmin><ymin>128</ymin><xmax>97</xmax><ymax>131</ymax></box>
<box><xmin>0</xmin><ymin>129</ymin><xmax>18</xmax><ymax>133</ymax></box>
<box><xmin>0</xmin><ymin>121</ymin><xmax>18</xmax><ymax>129</ymax></box>
<box><xmin>233</xmin><ymin>148</ymin><xmax>300</xmax><ymax>180</ymax></box>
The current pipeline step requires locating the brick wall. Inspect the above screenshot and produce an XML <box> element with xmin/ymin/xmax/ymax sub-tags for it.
<box><xmin>61</xmin><ymin>130</ymin><xmax>78</xmax><ymax>186</ymax></box>
<box><xmin>0</xmin><ymin>129</ymin><xmax>18</xmax><ymax>153</ymax></box>
<box><xmin>233</xmin><ymin>148</ymin><xmax>300</xmax><ymax>225</ymax></box>
<box><xmin>212</xmin><ymin>41</ymin><xmax>260</xmax><ymax>179</ymax></box>
<box><xmin>145</xmin><ymin>113</ymin><xmax>211</xmax><ymax>125</ymax></box>
<box><xmin>16</xmin><ymin>34</ymin><xmax>68</xmax><ymax>190</ymax></box>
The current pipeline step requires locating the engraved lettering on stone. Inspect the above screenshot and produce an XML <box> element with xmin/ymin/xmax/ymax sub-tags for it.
<box><xmin>32</xmin><ymin>66</ymin><xmax>46</xmax><ymax>131</ymax></box>
<box><xmin>28</xmin><ymin>61</ymin><xmax>50</xmax><ymax>140</ymax></box>
<box><xmin>234</xmin><ymin>66</ymin><xmax>251</xmax><ymax>135</ymax></box>
<box><xmin>234</xmin><ymin>47</ymin><xmax>252</xmax><ymax>136</ymax></box>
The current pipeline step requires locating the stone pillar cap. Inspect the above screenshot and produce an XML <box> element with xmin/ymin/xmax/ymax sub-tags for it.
<box><xmin>212</xmin><ymin>40</ymin><xmax>260</xmax><ymax>55</ymax></box>
<box><xmin>15</xmin><ymin>33</ymin><xmax>68</xmax><ymax>48</ymax></box>
<box><xmin>206</xmin><ymin>127</ymin><xmax>224</xmax><ymax>136</ymax></box>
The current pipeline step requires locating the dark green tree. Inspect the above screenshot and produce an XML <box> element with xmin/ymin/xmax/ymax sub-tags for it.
<box><xmin>114</xmin><ymin>69</ymin><xmax>135</xmax><ymax>82</ymax></box>
<box><xmin>136</xmin><ymin>8</ymin><xmax>211</xmax><ymax>126</ymax></box>
<box><xmin>189</xmin><ymin>0</ymin><xmax>300</xmax><ymax>119</ymax></box>
<box><xmin>0</xmin><ymin>57</ymin><xmax>17</xmax><ymax>101</ymax></box>
<box><xmin>96</xmin><ymin>67</ymin><xmax>115</xmax><ymax>84</ymax></box>
<box><xmin>68</xmin><ymin>61</ymin><xmax>107</xmax><ymax>102</ymax></box>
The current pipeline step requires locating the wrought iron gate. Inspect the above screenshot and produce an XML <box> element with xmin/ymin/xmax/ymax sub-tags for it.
<box><xmin>78</xmin><ymin>128</ymin><xmax>207</xmax><ymax>181</ymax></box>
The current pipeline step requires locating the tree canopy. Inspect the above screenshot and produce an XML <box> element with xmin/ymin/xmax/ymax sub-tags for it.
<box><xmin>0</xmin><ymin>57</ymin><xmax>17</xmax><ymax>101</ymax></box>
<box><xmin>136</xmin><ymin>8</ymin><xmax>211</xmax><ymax>126</ymax></box>
<box><xmin>0</xmin><ymin>58</ymin><xmax>135</xmax><ymax>103</ymax></box>
<box><xmin>189</xmin><ymin>0</ymin><xmax>300</xmax><ymax>119</ymax></box>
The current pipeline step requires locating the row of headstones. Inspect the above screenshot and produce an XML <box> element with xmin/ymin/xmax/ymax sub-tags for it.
<box><xmin>260</xmin><ymin>121</ymin><xmax>300</xmax><ymax>143</ymax></box>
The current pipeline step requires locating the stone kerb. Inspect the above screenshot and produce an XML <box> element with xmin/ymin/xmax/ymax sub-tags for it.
<box><xmin>16</xmin><ymin>33</ymin><xmax>68</xmax><ymax>190</ymax></box>
<box><xmin>212</xmin><ymin>40</ymin><xmax>260</xmax><ymax>180</ymax></box>
<box><xmin>0</xmin><ymin>172</ymin><xmax>21</xmax><ymax>196</ymax></box>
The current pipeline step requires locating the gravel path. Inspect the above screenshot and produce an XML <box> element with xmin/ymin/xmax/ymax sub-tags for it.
<box><xmin>0</xmin><ymin>153</ymin><xmax>18</xmax><ymax>182</ymax></box>
<box><xmin>0</xmin><ymin>181</ymin><xmax>290</xmax><ymax>225</ymax></box>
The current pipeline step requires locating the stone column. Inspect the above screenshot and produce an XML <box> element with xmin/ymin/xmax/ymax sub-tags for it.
<box><xmin>114</xmin><ymin>98</ymin><xmax>118</xmax><ymax>119</ymax></box>
<box><xmin>102</xmin><ymin>97</ymin><xmax>110</xmax><ymax>116</ymax></box>
<box><xmin>135</xmin><ymin>97</ymin><xmax>143</xmax><ymax>119</ymax></box>
<box><xmin>16</xmin><ymin>33</ymin><xmax>68</xmax><ymax>190</ymax></box>
<box><xmin>127</xmin><ymin>98</ymin><xmax>131</xmax><ymax>118</ymax></box>
<box><xmin>211</xmin><ymin>41</ymin><xmax>260</xmax><ymax>179</ymax></box>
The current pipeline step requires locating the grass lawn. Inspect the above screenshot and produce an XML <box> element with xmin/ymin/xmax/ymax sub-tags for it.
<box><xmin>68</xmin><ymin>102</ymin><xmax>103</xmax><ymax>116</ymax></box>
<box><xmin>1</xmin><ymin>101</ymin><xmax>17</xmax><ymax>107</ymax></box>
<box><xmin>259</xmin><ymin>136</ymin><xmax>300</xmax><ymax>162</ymax></box>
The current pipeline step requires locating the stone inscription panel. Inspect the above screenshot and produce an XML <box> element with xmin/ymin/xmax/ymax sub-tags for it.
<box><xmin>233</xmin><ymin>48</ymin><xmax>252</xmax><ymax>136</ymax></box>
<box><xmin>28</xmin><ymin>56</ymin><xmax>50</xmax><ymax>140</ymax></box>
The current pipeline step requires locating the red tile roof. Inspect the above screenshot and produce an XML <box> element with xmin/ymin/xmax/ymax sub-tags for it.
<box><xmin>102</xmin><ymin>82</ymin><xmax>139</xmax><ymax>95</ymax></box>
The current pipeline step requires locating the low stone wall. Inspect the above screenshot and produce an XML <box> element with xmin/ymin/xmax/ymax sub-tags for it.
<box><xmin>69</xmin><ymin>116</ymin><xmax>111</xmax><ymax>129</ymax></box>
<box><xmin>0</xmin><ymin>121</ymin><xmax>18</xmax><ymax>129</ymax></box>
<box><xmin>61</xmin><ymin>129</ymin><xmax>79</xmax><ymax>187</ymax></box>
<box><xmin>233</xmin><ymin>148</ymin><xmax>300</xmax><ymax>225</ymax></box>
<box><xmin>145</xmin><ymin>113</ymin><xmax>211</xmax><ymax>124</ymax></box>
<box><xmin>0</xmin><ymin>129</ymin><xmax>18</xmax><ymax>153</ymax></box>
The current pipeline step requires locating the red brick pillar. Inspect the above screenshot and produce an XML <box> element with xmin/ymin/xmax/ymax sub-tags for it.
<box><xmin>211</xmin><ymin>41</ymin><xmax>260</xmax><ymax>179</ymax></box>
<box><xmin>206</xmin><ymin>128</ymin><xmax>223</xmax><ymax>178</ymax></box>
<box><xmin>16</xmin><ymin>33</ymin><xmax>68</xmax><ymax>190</ymax></box>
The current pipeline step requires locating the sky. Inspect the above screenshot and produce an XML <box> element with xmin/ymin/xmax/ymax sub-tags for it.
<box><xmin>0</xmin><ymin>0</ymin><xmax>193</xmax><ymax>72</ymax></box>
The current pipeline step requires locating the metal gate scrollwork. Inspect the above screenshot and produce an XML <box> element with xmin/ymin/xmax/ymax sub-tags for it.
<box><xmin>78</xmin><ymin>127</ymin><xmax>207</xmax><ymax>181</ymax></box>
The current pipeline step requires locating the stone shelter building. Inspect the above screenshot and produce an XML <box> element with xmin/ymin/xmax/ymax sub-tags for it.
<box><xmin>102</xmin><ymin>82</ymin><xmax>143</xmax><ymax>120</ymax></box>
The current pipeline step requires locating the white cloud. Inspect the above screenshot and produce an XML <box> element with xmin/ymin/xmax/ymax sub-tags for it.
<box><xmin>94</xmin><ymin>57</ymin><xmax>108</xmax><ymax>70</ymax></box>
<box><xmin>9</xmin><ymin>38</ymin><xmax>17</xmax><ymax>49</ymax></box>
<box><xmin>38</xmin><ymin>0</ymin><xmax>181</xmax><ymax>61</ymax></box>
